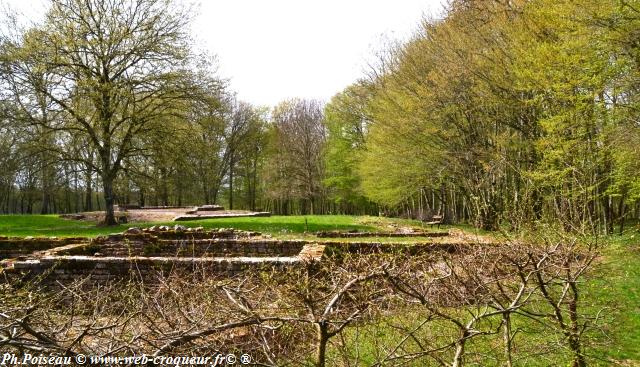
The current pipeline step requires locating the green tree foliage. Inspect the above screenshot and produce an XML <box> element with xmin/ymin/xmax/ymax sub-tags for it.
<box><xmin>323</xmin><ymin>82</ymin><xmax>376</xmax><ymax>214</ymax></box>
<box><xmin>1</xmin><ymin>0</ymin><xmax>638</xmax><ymax>231</ymax></box>
<box><xmin>606</xmin><ymin>0</ymin><xmax>640</xmax><ymax>230</ymax></box>
<box><xmin>325</xmin><ymin>0</ymin><xmax>640</xmax><ymax>232</ymax></box>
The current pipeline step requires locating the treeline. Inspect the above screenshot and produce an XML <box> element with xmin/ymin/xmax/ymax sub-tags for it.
<box><xmin>1</xmin><ymin>0</ymin><xmax>639</xmax><ymax>232</ymax></box>
<box><xmin>0</xmin><ymin>0</ymin><xmax>376</xmax><ymax>223</ymax></box>
<box><xmin>324</xmin><ymin>0</ymin><xmax>640</xmax><ymax>233</ymax></box>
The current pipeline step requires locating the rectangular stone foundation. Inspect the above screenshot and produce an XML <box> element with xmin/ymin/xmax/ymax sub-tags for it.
<box><xmin>7</xmin><ymin>242</ymin><xmax>328</xmax><ymax>286</ymax></box>
<box><xmin>59</xmin><ymin>239</ymin><xmax>307</xmax><ymax>258</ymax></box>
<box><xmin>0</xmin><ymin>237</ymin><xmax>88</xmax><ymax>260</ymax></box>
<box><xmin>315</xmin><ymin>231</ymin><xmax>449</xmax><ymax>238</ymax></box>
<box><xmin>12</xmin><ymin>255</ymin><xmax>303</xmax><ymax>284</ymax></box>
<box><xmin>173</xmin><ymin>212</ymin><xmax>271</xmax><ymax>221</ymax></box>
<box><xmin>3</xmin><ymin>224</ymin><xmax>472</xmax><ymax>287</ymax></box>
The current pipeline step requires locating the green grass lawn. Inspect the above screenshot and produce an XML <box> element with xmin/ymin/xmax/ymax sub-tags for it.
<box><xmin>0</xmin><ymin>214</ymin><xmax>453</xmax><ymax>238</ymax></box>
<box><xmin>0</xmin><ymin>214</ymin><xmax>383</xmax><ymax>238</ymax></box>
<box><xmin>588</xmin><ymin>231</ymin><xmax>640</xmax><ymax>364</ymax></box>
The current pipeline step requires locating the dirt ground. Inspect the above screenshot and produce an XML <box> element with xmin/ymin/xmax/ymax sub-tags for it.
<box><xmin>69</xmin><ymin>208</ymin><xmax>259</xmax><ymax>223</ymax></box>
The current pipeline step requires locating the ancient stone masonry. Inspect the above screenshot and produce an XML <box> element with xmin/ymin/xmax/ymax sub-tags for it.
<box><xmin>3</xmin><ymin>225</ymin><xmax>483</xmax><ymax>287</ymax></box>
<box><xmin>59</xmin><ymin>205</ymin><xmax>272</xmax><ymax>223</ymax></box>
<box><xmin>315</xmin><ymin>231</ymin><xmax>449</xmax><ymax>238</ymax></box>
<box><xmin>63</xmin><ymin>236</ymin><xmax>306</xmax><ymax>258</ymax></box>
<box><xmin>187</xmin><ymin>204</ymin><xmax>225</xmax><ymax>213</ymax></box>
<box><xmin>3</xmin><ymin>226</ymin><xmax>325</xmax><ymax>286</ymax></box>
<box><xmin>11</xmin><ymin>256</ymin><xmax>300</xmax><ymax>284</ymax></box>
<box><xmin>117</xmin><ymin>205</ymin><xmax>195</xmax><ymax>210</ymax></box>
<box><xmin>173</xmin><ymin>212</ymin><xmax>271</xmax><ymax>221</ymax></box>
<box><xmin>0</xmin><ymin>237</ymin><xmax>87</xmax><ymax>260</ymax></box>
<box><xmin>320</xmin><ymin>241</ymin><xmax>466</xmax><ymax>259</ymax></box>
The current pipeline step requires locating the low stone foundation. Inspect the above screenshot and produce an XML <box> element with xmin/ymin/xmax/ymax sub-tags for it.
<box><xmin>12</xmin><ymin>255</ymin><xmax>302</xmax><ymax>283</ymax></box>
<box><xmin>117</xmin><ymin>205</ymin><xmax>195</xmax><ymax>210</ymax></box>
<box><xmin>0</xmin><ymin>237</ymin><xmax>88</xmax><ymax>260</ymax></box>
<box><xmin>173</xmin><ymin>212</ymin><xmax>271</xmax><ymax>221</ymax></box>
<box><xmin>315</xmin><ymin>231</ymin><xmax>449</xmax><ymax>238</ymax></box>
<box><xmin>4</xmin><ymin>227</ymin><xmax>327</xmax><ymax>285</ymax></box>
<box><xmin>321</xmin><ymin>241</ymin><xmax>463</xmax><ymax>258</ymax></box>
<box><xmin>2</xmin><ymin>226</ymin><xmax>477</xmax><ymax>286</ymax></box>
<box><xmin>187</xmin><ymin>204</ymin><xmax>225</xmax><ymax>213</ymax></box>
<box><xmin>60</xmin><ymin>239</ymin><xmax>306</xmax><ymax>257</ymax></box>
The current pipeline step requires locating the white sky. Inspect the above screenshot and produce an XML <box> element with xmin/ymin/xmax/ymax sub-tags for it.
<box><xmin>2</xmin><ymin>0</ymin><xmax>445</xmax><ymax>107</ymax></box>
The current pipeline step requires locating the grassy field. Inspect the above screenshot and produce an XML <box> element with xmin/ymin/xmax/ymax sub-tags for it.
<box><xmin>0</xmin><ymin>214</ymin><xmax>444</xmax><ymax>238</ymax></box>
<box><xmin>588</xmin><ymin>231</ymin><xmax>640</xmax><ymax>363</ymax></box>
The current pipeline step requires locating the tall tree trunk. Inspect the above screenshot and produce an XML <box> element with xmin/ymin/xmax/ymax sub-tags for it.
<box><xmin>84</xmin><ymin>171</ymin><xmax>93</xmax><ymax>212</ymax></box>
<box><xmin>618</xmin><ymin>192</ymin><xmax>627</xmax><ymax>235</ymax></box>
<box><xmin>251</xmin><ymin>155</ymin><xmax>258</xmax><ymax>211</ymax></box>
<box><xmin>40</xmin><ymin>165</ymin><xmax>52</xmax><ymax>214</ymax></box>
<box><xmin>139</xmin><ymin>187</ymin><xmax>145</xmax><ymax>207</ymax></box>
<box><xmin>41</xmin><ymin>190</ymin><xmax>50</xmax><ymax>214</ymax></box>
<box><xmin>161</xmin><ymin>168</ymin><xmax>169</xmax><ymax>206</ymax></box>
<box><xmin>452</xmin><ymin>330</ymin><xmax>468</xmax><ymax>367</ymax></box>
<box><xmin>229</xmin><ymin>157</ymin><xmax>234</xmax><ymax>210</ymax></box>
<box><xmin>212</xmin><ymin>186</ymin><xmax>219</xmax><ymax>206</ymax></box>
<box><xmin>74</xmin><ymin>170</ymin><xmax>80</xmax><ymax>212</ymax></box>
<box><xmin>202</xmin><ymin>178</ymin><xmax>210</xmax><ymax>204</ymax></box>
<box><xmin>27</xmin><ymin>192</ymin><xmax>33</xmax><ymax>214</ymax></box>
<box><xmin>65</xmin><ymin>182</ymin><xmax>71</xmax><ymax>213</ymax></box>
<box><xmin>606</xmin><ymin>195</ymin><xmax>614</xmax><ymax>235</ymax></box>
<box><xmin>568</xmin><ymin>282</ymin><xmax>586</xmax><ymax>367</ymax></box>
<box><xmin>102</xmin><ymin>173</ymin><xmax>117</xmax><ymax>225</ymax></box>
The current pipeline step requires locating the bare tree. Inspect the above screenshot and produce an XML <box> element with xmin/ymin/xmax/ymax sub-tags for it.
<box><xmin>0</xmin><ymin>0</ymin><xmax>199</xmax><ymax>224</ymax></box>
<box><xmin>268</xmin><ymin>99</ymin><xmax>326</xmax><ymax>214</ymax></box>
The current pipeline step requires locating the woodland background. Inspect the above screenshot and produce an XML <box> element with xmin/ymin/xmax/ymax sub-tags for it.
<box><xmin>0</xmin><ymin>0</ymin><xmax>638</xmax><ymax>231</ymax></box>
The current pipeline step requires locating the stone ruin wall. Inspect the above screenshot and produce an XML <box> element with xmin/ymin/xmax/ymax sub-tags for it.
<box><xmin>0</xmin><ymin>236</ymin><xmax>87</xmax><ymax>260</ymax></box>
<box><xmin>12</xmin><ymin>256</ymin><xmax>299</xmax><ymax>284</ymax></box>
<box><xmin>2</xmin><ymin>226</ymin><xmax>473</xmax><ymax>287</ymax></box>
<box><xmin>63</xmin><ymin>230</ymin><xmax>304</xmax><ymax>258</ymax></box>
<box><xmin>315</xmin><ymin>231</ymin><xmax>449</xmax><ymax>238</ymax></box>
<box><xmin>3</xmin><ymin>227</ymin><xmax>325</xmax><ymax>286</ymax></box>
<box><xmin>62</xmin><ymin>239</ymin><xmax>306</xmax><ymax>257</ymax></box>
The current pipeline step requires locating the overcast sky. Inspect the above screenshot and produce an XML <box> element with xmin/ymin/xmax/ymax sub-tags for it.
<box><xmin>2</xmin><ymin>0</ymin><xmax>444</xmax><ymax>106</ymax></box>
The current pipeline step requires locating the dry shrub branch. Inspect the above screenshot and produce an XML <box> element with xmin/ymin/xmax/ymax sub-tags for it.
<box><xmin>0</xmin><ymin>239</ymin><xmax>601</xmax><ymax>366</ymax></box>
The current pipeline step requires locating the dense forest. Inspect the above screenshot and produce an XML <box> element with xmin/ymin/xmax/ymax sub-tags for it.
<box><xmin>0</xmin><ymin>0</ymin><xmax>639</xmax><ymax>232</ymax></box>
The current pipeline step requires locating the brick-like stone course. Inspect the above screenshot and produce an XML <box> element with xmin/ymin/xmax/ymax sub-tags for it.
<box><xmin>62</xmin><ymin>239</ymin><xmax>306</xmax><ymax>257</ymax></box>
<box><xmin>0</xmin><ymin>237</ymin><xmax>88</xmax><ymax>260</ymax></box>
<box><xmin>322</xmin><ymin>241</ymin><xmax>461</xmax><ymax>255</ymax></box>
<box><xmin>3</xmin><ymin>227</ymin><xmax>325</xmax><ymax>286</ymax></box>
<box><xmin>12</xmin><ymin>255</ymin><xmax>300</xmax><ymax>284</ymax></box>
<box><xmin>315</xmin><ymin>231</ymin><xmax>449</xmax><ymax>238</ymax></box>
<box><xmin>2</xmin><ymin>226</ymin><xmax>472</xmax><ymax>287</ymax></box>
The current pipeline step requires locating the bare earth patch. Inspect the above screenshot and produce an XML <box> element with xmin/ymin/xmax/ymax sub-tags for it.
<box><xmin>62</xmin><ymin>208</ymin><xmax>265</xmax><ymax>223</ymax></box>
